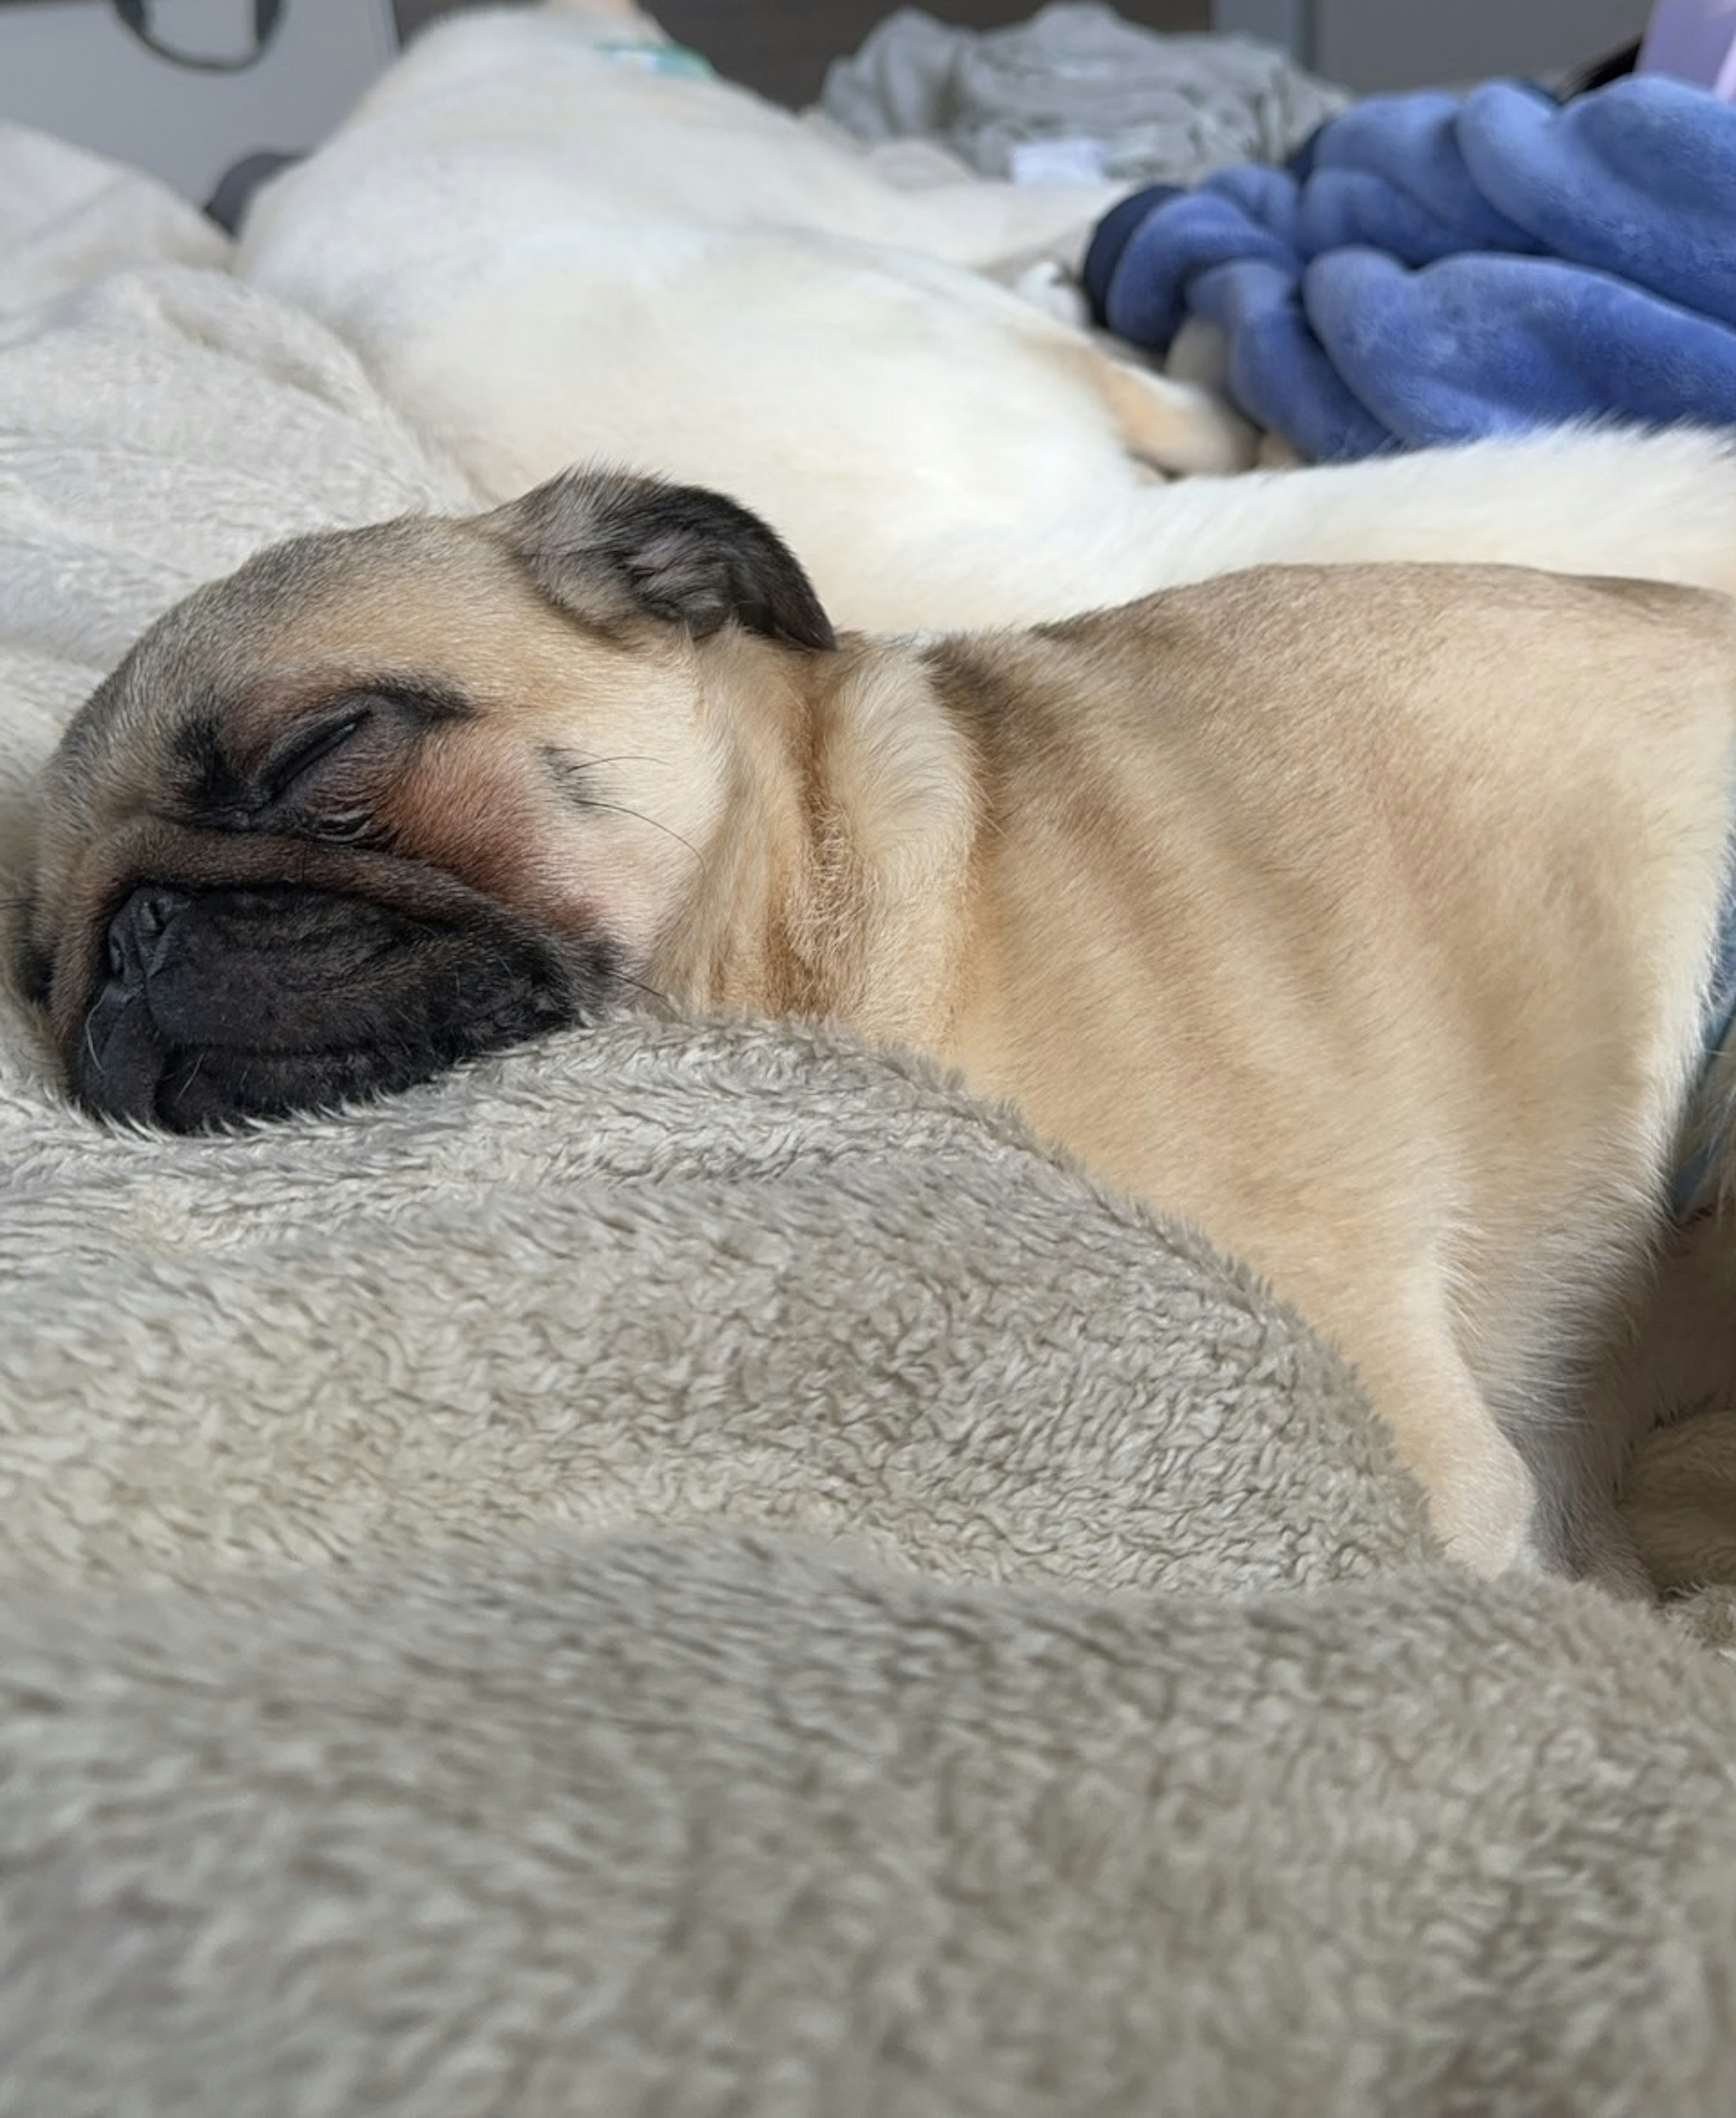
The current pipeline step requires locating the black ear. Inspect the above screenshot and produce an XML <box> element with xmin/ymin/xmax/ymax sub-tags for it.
<box><xmin>487</xmin><ymin>468</ymin><xmax>836</xmax><ymax>652</ymax></box>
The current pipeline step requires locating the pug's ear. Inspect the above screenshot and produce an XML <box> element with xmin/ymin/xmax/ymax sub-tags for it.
<box><xmin>485</xmin><ymin>467</ymin><xmax>836</xmax><ymax>652</ymax></box>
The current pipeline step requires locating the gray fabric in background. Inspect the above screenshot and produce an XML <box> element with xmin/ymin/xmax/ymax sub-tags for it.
<box><xmin>821</xmin><ymin>0</ymin><xmax>1351</xmax><ymax>186</ymax></box>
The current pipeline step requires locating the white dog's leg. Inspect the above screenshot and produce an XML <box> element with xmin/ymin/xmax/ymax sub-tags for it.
<box><xmin>1089</xmin><ymin>352</ymin><xmax>1259</xmax><ymax>476</ymax></box>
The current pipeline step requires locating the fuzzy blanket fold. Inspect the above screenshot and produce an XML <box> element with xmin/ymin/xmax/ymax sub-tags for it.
<box><xmin>1085</xmin><ymin>76</ymin><xmax>1736</xmax><ymax>458</ymax></box>
<box><xmin>5</xmin><ymin>106</ymin><xmax>1736</xmax><ymax>2118</ymax></box>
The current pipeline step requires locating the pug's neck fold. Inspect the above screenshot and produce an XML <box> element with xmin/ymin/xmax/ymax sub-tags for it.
<box><xmin>644</xmin><ymin>632</ymin><xmax>981</xmax><ymax>1053</ymax></box>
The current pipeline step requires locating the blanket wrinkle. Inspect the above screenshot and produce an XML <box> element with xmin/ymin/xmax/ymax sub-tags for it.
<box><xmin>1086</xmin><ymin>75</ymin><xmax>1736</xmax><ymax>457</ymax></box>
<box><xmin>0</xmin><ymin>123</ymin><xmax>227</xmax><ymax>324</ymax></box>
<box><xmin>5</xmin><ymin>1540</ymin><xmax>1736</xmax><ymax>2117</ymax></box>
<box><xmin>4</xmin><ymin>88</ymin><xmax>1736</xmax><ymax>2113</ymax></box>
<box><xmin>2</xmin><ymin>1013</ymin><xmax>1404</xmax><ymax>1605</ymax></box>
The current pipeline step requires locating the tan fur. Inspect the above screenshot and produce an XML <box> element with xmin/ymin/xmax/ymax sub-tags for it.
<box><xmin>636</xmin><ymin>571</ymin><xmax>1736</xmax><ymax>1576</ymax></box>
<box><xmin>27</xmin><ymin>509</ymin><xmax>1736</xmax><ymax>1580</ymax></box>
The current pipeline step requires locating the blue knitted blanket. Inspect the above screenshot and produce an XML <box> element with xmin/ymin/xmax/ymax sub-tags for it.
<box><xmin>1083</xmin><ymin>76</ymin><xmax>1736</xmax><ymax>460</ymax></box>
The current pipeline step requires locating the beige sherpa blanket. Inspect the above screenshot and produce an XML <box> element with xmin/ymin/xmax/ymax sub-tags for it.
<box><xmin>6</xmin><ymin>126</ymin><xmax>1736</xmax><ymax>2118</ymax></box>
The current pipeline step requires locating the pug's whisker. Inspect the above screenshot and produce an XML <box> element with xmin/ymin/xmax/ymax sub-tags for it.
<box><xmin>615</xmin><ymin>967</ymin><xmax>671</xmax><ymax>1010</ymax></box>
<box><xmin>571</xmin><ymin>796</ymin><xmax>705</xmax><ymax>871</ymax></box>
<box><xmin>560</xmin><ymin>753</ymin><xmax>670</xmax><ymax>774</ymax></box>
<box><xmin>539</xmin><ymin>745</ymin><xmax>678</xmax><ymax>805</ymax></box>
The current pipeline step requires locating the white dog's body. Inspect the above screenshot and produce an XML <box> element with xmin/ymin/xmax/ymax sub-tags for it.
<box><xmin>239</xmin><ymin>2</ymin><xmax>1736</xmax><ymax>632</ymax></box>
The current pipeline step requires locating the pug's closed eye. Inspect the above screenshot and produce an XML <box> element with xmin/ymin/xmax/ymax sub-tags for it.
<box><xmin>241</xmin><ymin>683</ymin><xmax>472</xmax><ymax>838</ymax></box>
<box><xmin>260</xmin><ymin>709</ymin><xmax>370</xmax><ymax>805</ymax></box>
<box><xmin>251</xmin><ymin>705</ymin><xmax>398</xmax><ymax>848</ymax></box>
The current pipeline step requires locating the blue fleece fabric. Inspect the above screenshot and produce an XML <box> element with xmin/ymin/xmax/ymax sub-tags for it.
<box><xmin>1083</xmin><ymin>76</ymin><xmax>1736</xmax><ymax>460</ymax></box>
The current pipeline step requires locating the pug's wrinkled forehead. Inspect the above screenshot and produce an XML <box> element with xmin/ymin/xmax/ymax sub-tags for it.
<box><xmin>38</xmin><ymin>466</ymin><xmax>833</xmax><ymax>841</ymax></box>
<box><xmin>44</xmin><ymin>518</ymin><xmax>508</xmax><ymax>809</ymax></box>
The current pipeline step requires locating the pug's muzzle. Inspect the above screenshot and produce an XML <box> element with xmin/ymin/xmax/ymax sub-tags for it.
<box><xmin>78</xmin><ymin>877</ymin><xmax>605</xmax><ymax>1132</ymax></box>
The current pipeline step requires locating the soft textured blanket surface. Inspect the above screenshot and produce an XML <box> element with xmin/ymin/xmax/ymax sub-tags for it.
<box><xmin>6</xmin><ymin>112</ymin><xmax>1736</xmax><ymax>2118</ymax></box>
<box><xmin>1085</xmin><ymin>75</ymin><xmax>1736</xmax><ymax>458</ymax></box>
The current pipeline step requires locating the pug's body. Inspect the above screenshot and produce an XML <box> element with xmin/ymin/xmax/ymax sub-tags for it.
<box><xmin>21</xmin><ymin>472</ymin><xmax>1736</xmax><ymax>1580</ymax></box>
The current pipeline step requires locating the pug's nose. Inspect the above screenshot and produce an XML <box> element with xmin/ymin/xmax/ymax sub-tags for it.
<box><xmin>104</xmin><ymin>884</ymin><xmax>189</xmax><ymax>991</ymax></box>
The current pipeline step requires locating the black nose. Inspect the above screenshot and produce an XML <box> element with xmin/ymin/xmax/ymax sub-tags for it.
<box><xmin>70</xmin><ymin>880</ymin><xmax>602</xmax><ymax>1132</ymax></box>
<box><xmin>79</xmin><ymin>886</ymin><xmax>197</xmax><ymax>1123</ymax></box>
<box><xmin>104</xmin><ymin>885</ymin><xmax>190</xmax><ymax>989</ymax></box>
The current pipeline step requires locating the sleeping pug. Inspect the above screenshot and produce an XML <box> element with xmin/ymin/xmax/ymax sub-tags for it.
<box><xmin>18</xmin><ymin>469</ymin><xmax>1736</xmax><ymax>1582</ymax></box>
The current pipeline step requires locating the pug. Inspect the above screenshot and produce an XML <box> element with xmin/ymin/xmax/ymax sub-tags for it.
<box><xmin>19</xmin><ymin>468</ymin><xmax>1736</xmax><ymax>1581</ymax></box>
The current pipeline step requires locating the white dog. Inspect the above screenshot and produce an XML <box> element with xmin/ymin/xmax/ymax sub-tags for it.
<box><xmin>238</xmin><ymin>0</ymin><xmax>1736</xmax><ymax>632</ymax></box>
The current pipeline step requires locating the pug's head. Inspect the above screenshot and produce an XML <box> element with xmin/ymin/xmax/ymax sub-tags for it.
<box><xmin>15</xmin><ymin>469</ymin><xmax>835</xmax><ymax>1131</ymax></box>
